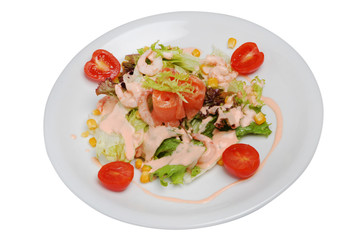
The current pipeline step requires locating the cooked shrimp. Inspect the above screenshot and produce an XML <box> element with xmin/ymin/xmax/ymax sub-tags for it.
<box><xmin>115</xmin><ymin>82</ymin><xmax>143</xmax><ymax>108</ymax></box>
<box><xmin>96</xmin><ymin>96</ymin><xmax>118</xmax><ymax>115</ymax></box>
<box><xmin>137</xmin><ymin>50</ymin><xmax>163</xmax><ymax>76</ymax></box>
<box><xmin>202</xmin><ymin>55</ymin><xmax>226</xmax><ymax>66</ymax></box>
<box><xmin>202</xmin><ymin>55</ymin><xmax>238</xmax><ymax>90</ymax></box>
<box><xmin>138</xmin><ymin>90</ymin><xmax>155</xmax><ymax>127</ymax></box>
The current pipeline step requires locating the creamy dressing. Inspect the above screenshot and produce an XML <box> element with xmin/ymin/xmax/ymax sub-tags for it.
<box><xmin>115</xmin><ymin>82</ymin><xmax>144</xmax><ymax>108</ymax></box>
<box><xmin>194</xmin><ymin>130</ymin><xmax>238</xmax><ymax>170</ymax></box>
<box><xmin>198</xmin><ymin>116</ymin><xmax>213</xmax><ymax>133</ymax></box>
<box><xmin>215</xmin><ymin>107</ymin><xmax>243</xmax><ymax>129</ymax></box>
<box><xmin>132</xmin><ymin>97</ymin><xmax>283</xmax><ymax>204</ymax></box>
<box><xmin>92</xmin><ymin>97</ymin><xmax>282</xmax><ymax>204</ymax></box>
<box><xmin>99</xmin><ymin>103</ymin><xmax>137</xmax><ymax>160</ymax></box>
<box><xmin>146</xmin><ymin>143</ymin><xmax>205</xmax><ymax>172</ymax></box>
<box><xmin>142</xmin><ymin>126</ymin><xmax>178</xmax><ymax>161</ymax></box>
<box><xmin>174</xmin><ymin>128</ymin><xmax>191</xmax><ymax>143</ymax></box>
<box><xmin>97</xmin><ymin>96</ymin><xmax>118</xmax><ymax>116</ymax></box>
<box><xmin>240</xmin><ymin>105</ymin><xmax>256</xmax><ymax>127</ymax></box>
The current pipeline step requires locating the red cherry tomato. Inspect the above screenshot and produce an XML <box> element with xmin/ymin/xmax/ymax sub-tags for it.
<box><xmin>222</xmin><ymin>144</ymin><xmax>260</xmax><ymax>179</ymax></box>
<box><xmin>98</xmin><ymin>161</ymin><xmax>134</xmax><ymax>191</ymax></box>
<box><xmin>231</xmin><ymin>42</ymin><xmax>264</xmax><ymax>75</ymax></box>
<box><xmin>84</xmin><ymin>49</ymin><xmax>121</xmax><ymax>82</ymax></box>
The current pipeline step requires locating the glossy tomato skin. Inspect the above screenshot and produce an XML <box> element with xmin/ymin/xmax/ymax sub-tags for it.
<box><xmin>222</xmin><ymin>143</ymin><xmax>260</xmax><ymax>179</ymax></box>
<box><xmin>84</xmin><ymin>49</ymin><xmax>121</xmax><ymax>82</ymax></box>
<box><xmin>98</xmin><ymin>161</ymin><xmax>134</xmax><ymax>191</ymax></box>
<box><xmin>231</xmin><ymin>42</ymin><xmax>264</xmax><ymax>75</ymax></box>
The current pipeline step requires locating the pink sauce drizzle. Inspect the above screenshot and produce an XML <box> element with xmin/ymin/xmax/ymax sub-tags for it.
<box><xmin>71</xmin><ymin>134</ymin><xmax>77</xmax><ymax>140</ymax></box>
<box><xmin>92</xmin><ymin>97</ymin><xmax>283</xmax><ymax>204</ymax></box>
<box><xmin>92</xmin><ymin>157</ymin><xmax>102</xmax><ymax>168</ymax></box>
<box><xmin>133</xmin><ymin>97</ymin><xmax>283</xmax><ymax>204</ymax></box>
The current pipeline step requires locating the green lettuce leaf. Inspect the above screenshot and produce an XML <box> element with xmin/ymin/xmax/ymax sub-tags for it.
<box><xmin>126</xmin><ymin>108</ymin><xmax>148</xmax><ymax>132</ymax></box>
<box><xmin>201</xmin><ymin>116</ymin><xmax>218</xmax><ymax>138</ymax></box>
<box><xmin>140</xmin><ymin>41</ymin><xmax>200</xmax><ymax>73</ymax></box>
<box><xmin>166</xmin><ymin>51</ymin><xmax>200</xmax><ymax>72</ymax></box>
<box><xmin>235</xmin><ymin>121</ymin><xmax>272</xmax><ymax>139</ymax></box>
<box><xmin>153</xmin><ymin>137</ymin><xmax>181</xmax><ymax>159</ymax></box>
<box><xmin>191</xmin><ymin>166</ymin><xmax>201</xmax><ymax>177</ymax></box>
<box><xmin>151</xmin><ymin>165</ymin><xmax>187</xmax><ymax>186</ymax></box>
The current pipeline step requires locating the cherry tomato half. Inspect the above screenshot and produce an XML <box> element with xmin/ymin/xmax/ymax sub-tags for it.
<box><xmin>98</xmin><ymin>161</ymin><xmax>134</xmax><ymax>191</ymax></box>
<box><xmin>231</xmin><ymin>42</ymin><xmax>264</xmax><ymax>75</ymax></box>
<box><xmin>222</xmin><ymin>143</ymin><xmax>260</xmax><ymax>179</ymax></box>
<box><xmin>84</xmin><ymin>49</ymin><xmax>121</xmax><ymax>82</ymax></box>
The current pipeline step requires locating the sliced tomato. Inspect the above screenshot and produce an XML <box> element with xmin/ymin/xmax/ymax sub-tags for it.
<box><xmin>84</xmin><ymin>49</ymin><xmax>121</xmax><ymax>82</ymax></box>
<box><xmin>222</xmin><ymin>143</ymin><xmax>260</xmax><ymax>179</ymax></box>
<box><xmin>98</xmin><ymin>161</ymin><xmax>134</xmax><ymax>191</ymax></box>
<box><xmin>231</xmin><ymin>42</ymin><xmax>264</xmax><ymax>75</ymax></box>
<box><xmin>182</xmin><ymin>75</ymin><xmax>206</xmax><ymax>119</ymax></box>
<box><xmin>151</xmin><ymin>90</ymin><xmax>185</xmax><ymax>123</ymax></box>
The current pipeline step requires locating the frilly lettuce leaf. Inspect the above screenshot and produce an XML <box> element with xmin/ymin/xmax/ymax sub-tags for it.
<box><xmin>142</xmin><ymin>71</ymin><xmax>194</xmax><ymax>102</ymax></box>
<box><xmin>151</xmin><ymin>165</ymin><xmax>187</xmax><ymax>186</ymax></box>
<box><xmin>153</xmin><ymin>137</ymin><xmax>181</xmax><ymax>159</ymax></box>
<box><xmin>235</xmin><ymin>121</ymin><xmax>272</xmax><ymax>139</ymax></box>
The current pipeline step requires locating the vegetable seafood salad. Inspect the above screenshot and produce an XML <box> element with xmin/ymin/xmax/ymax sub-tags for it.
<box><xmin>83</xmin><ymin>40</ymin><xmax>271</xmax><ymax>191</ymax></box>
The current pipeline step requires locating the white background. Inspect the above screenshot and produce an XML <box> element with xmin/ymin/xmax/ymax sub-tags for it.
<box><xmin>1</xmin><ymin>0</ymin><xmax>358</xmax><ymax>239</ymax></box>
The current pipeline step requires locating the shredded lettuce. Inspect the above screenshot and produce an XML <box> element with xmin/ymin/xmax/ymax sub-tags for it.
<box><xmin>228</xmin><ymin>77</ymin><xmax>266</xmax><ymax>106</ymax></box>
<box><xmin>151</xmin><ymin>165</ymin><xmax>187</xmax><ymax>186</ymax></box>
<box><xmin>227</xmin><ymin>80</ymin><xmax>247</xmax><ymax>104</ymax></box>
<box><xmin>139</xmin><ymin>41</ymin><xmax>200</xmax><ymax>73</ymax></box>
<box><xmin>251</xmin><ymin>76</ymin><xmax>265</xmax><ymax>105</ymax></box>
<box><xmin>142</xmin><ymin>71</ymin><xmax>194</xmax><ymax>102</ymax></box>
<box><xmin>235</xmin><ymin>121</ymin><xmax>272</xmax><ymax>139</ymax></box>
<box><xmin>126</xmin><ymin>108</ymin><xmax>148</xmax><ymax>132</ymax></box>
<box><xmin>153</xmin><ymin>137</ymin><xmax>181</xmax><ymax>159</ymax></box>
<box><xmin>94</xmin><ymin>128</ymin><xmax>127</xmax><ymax>162</ymax></box>
<box><xmin>211</xmin><ymin>46</ymin><xmax>231</xmax><ymax>65</ymax></box>
<box><xmin>189</xmin><ymin>116</ymin><xmax>202</xmax><ymax>133</ymax></box>
<box><xmin>166</xmin><ymin>51</ymin><xmax>200</xmax><ymax>73</ymax></box>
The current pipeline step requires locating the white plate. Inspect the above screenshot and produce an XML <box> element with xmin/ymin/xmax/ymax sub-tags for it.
<box><xmin>44</xmin><ymin>12</ymin><xmax>323</xmax><ymax>229</ymax></box>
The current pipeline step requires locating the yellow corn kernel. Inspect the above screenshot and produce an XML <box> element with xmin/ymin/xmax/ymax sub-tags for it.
<box><xmin>141</xmin><ymin>165</ymin><xmax>152</xmax><ymax>172</ymax></box>
<box><xmin>217</xmin><ymin>159</ymin><xmax>224</xmax><ymax>166</ymax></box>
<box><xmin>135</xmin><ymin>159</ymin><xmax>143</xmax><ymax>169</ymax></box>
<box><xmin>254</xmin><ymin>112</ymin><xmax>266</xmax><ymax>125</ymax></box>
<box><xmin>81</xmin><ymin>131</ymin><xmax>89</xmax><ymax>138</ymax></box>
<box><xmin>92</xmin><ymin>109</ymin><xmax>101</xmax><ymax>116</ymax></box>
<box><xmin>140</xmin><ymin>171</ymin><xmax>150</xmax><ymax>183</ymax></box>
<box><xmin>191</xmin><ymin>49</ymin><xmax>201</xmax><ymax>57</ymax></box>
<box><xmin>89</xmin><ymin>137</ymin><xmax>97</xmax><ymax>147</ymax></box>
<box><xmin>87</xmin><ymin>119</ymin><xmax>97</xmax><ymax>130</ymax></box>
<box><xmin>208</xmin><ymin>78</ymin><xmax>218</xmax><ymax>88</ymax></box>
<box><xmin>228</xmin><ymin>37</ymin><xmax>237</xmax><ymax>49</ymax></box>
